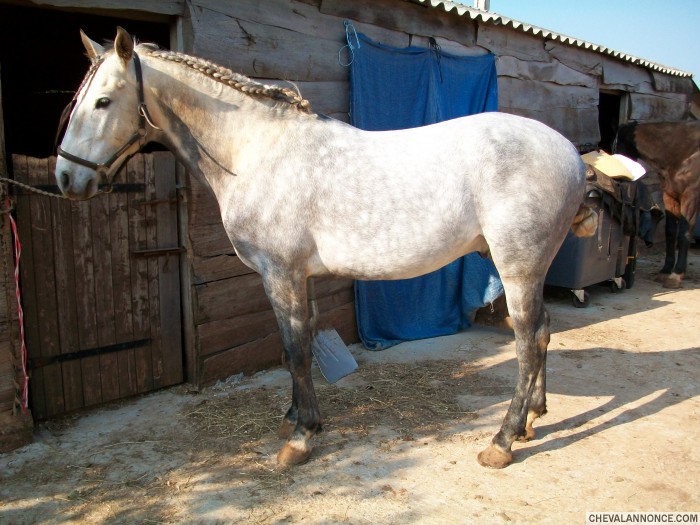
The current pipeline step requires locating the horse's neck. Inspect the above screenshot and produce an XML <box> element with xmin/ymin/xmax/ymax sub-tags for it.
<box><xmin>145</xmin><ymin>57</ymin><xmax>297</xmax><ymax>199</ymax></box>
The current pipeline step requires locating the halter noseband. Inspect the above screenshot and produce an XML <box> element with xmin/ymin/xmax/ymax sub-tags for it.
<box><xmin>56</xmin><ymin>52</ymin><xmax>158</xmax><ymax>193</ymax></box>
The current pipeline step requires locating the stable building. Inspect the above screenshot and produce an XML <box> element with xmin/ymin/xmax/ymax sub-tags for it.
<box><xmin>0</xmin><ymin>0</ymin><xmax>694</xmax><ymax>451</ymax></box>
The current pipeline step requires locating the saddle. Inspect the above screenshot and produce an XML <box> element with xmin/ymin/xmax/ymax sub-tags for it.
<box><xmin>581</xmin><ymin>151</ymin><xmax>661</xmax><ymax>239</ymax></box>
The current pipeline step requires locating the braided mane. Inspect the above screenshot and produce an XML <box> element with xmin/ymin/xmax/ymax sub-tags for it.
<box><xmin>139</xmin><ymin>45</ymin><xmax>312</xmax><ymax>113</ymax></box>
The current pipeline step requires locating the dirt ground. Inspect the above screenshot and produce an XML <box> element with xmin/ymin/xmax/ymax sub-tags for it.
<box><xmin>1</xmin><ymin>247</ymin><xmax>699</xmax><ymax>524</ymax></box>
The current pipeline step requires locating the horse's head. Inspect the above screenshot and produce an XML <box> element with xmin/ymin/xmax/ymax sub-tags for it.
<box><xmin>56</xmin><ymin>27</ymin><xmax>152</xmax><ymax>199</ymax></box>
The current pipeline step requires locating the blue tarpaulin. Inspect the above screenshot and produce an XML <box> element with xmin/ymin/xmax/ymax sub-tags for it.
<box><xmin>350</xmin><ymin>33</ymin><xmax>504</xmax><ymax>350</ymax></box>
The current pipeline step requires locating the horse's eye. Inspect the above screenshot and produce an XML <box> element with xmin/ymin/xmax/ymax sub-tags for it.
<box><xmin>95</xmin><ymin>97</ymin><xmax>111</xmax><ymax>109</ymax></box>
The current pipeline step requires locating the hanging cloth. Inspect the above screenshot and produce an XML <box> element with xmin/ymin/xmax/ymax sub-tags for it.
<box><xmin>349</xmin><ymin>32</ymin><xmax>502</xmax><ymax>350</ymax></box>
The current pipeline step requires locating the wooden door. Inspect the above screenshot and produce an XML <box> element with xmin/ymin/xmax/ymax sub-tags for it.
<box><xmin>12</xmin><ymin>152</ymin><xmax>183</xmax><ymax>419</ymax></box>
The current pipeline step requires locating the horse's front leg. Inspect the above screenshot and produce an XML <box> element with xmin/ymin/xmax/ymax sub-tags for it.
<box><xmin>262</xmin><ymin>272</ymin><xmax>321</xmax><ymax>466</ymax></box>
<box><xmin>664</xmin><ymin>216</ymin><xmax>689</xmax><ymax>289</ymax></box>
<box><xmin>478</xmin><ymin>277</ymin><xmax>549</xmax><ymax>469</ymax></box>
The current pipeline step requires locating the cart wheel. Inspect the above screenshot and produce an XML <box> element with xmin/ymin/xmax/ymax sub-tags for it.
<box><xmin>610</xmin><ymin>277</ymin><xmax>625</xmax><ymax>293</ymax></box>
<box><xmin>571</xmin><ymin>290</ymin><xmax>589</xmax><ymax>308</ymax></box>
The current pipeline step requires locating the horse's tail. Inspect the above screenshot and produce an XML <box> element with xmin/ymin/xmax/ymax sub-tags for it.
<box><xmin>571</xmin><ymin>203</ymin><xmax>598</xmax><ymax>237</ymax></box>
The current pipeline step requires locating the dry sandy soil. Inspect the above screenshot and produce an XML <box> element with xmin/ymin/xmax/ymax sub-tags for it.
<box><xmin>1</xmin><ymin>248</ymin><xmax>699</xmax><ymax>524</ymax></box>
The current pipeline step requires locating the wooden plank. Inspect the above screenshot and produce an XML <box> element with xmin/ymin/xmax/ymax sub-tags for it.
<box><xmin>189</xmin><ymin>3</ymin><xmax>344</xmax><ymax>82</ymax></box>
<box><xmin>49</xmin><ymin>156</ymin><xmax>83</xmax><ymax>413</ymax></box>
<box><xmin>544</xmin><ymin>41</ymin><xmax>603</xmax><ymax>78</ymax></box>
<box><xmin>189</xmin><ymin>223</ymin><xmax>235</xmax><ymax>257</ymax></box>
<box><xmin>496</xmin><ymin>56</ymin><xmax>596</xmax><ymax>88</ymax></box>
<box><xmin>628</xmin><ymin>92</ymin><xmax>689</xmax><ymax>122</ymax></box>
<box><xmin>501</xmin><ymin>106</ymin><xmax>600</xmax><ymax>148</ymax></box>
<box><xmin>498</xmin><ymin>77</ymin><xmax>600</xmax><ymax>145</ymax></box>
<box><xmin>201</xmin><ymin>0</ymin><xmax>337</xmax><ymax>40</ymax></box>
<box><xmin>200</xmin><ymin>332</ymin><xmax>283</xmax><ymax>384</ymax></box>
<box><xmin>197</xmin><ymin>279</ymin><xmax>354</xmax><ymax>357</ymax></box>
<box><xmin>144</xmin><ymin>155</ymin><xmax>164</xmax><ymax>388</ymax></box>
<box><xmin>89</xmin><ymin>177</ymin><xmax>119</xmax><ymax>404</ymax></box>
<box><xmin>127</xmin><ymin>155</ymin><xmax>154</xmax><ymax>394</ymax></box>
<box><xmin>198</xmin><ymin>309</ymin><xmax>279</xmax><ymax>357</ymax></box>
<box><xmin>477</xmin><ymin>24</ymin><xmax>549</xmax><ymax>62</ymax></box>
<box><xmin>71</xmin><ymin>180</ymin><xmax>101</xmax><ymax>407</ymax></box>
<box><xmin>204</xmin><ymin>0</ymin><xmax>475</xmax><ymax>53</ymax></box>
<box><xmin>27</xmin><ymin>157</ymin><xmax>63</xmax><ymax>418</ymax></box>
<box><xmin>176</xmin><ymin>161</ymin><xmax>198</xmax><ymax>383</ymax></box>
<box><xmin>153</xmin><ymin>152</ymin><xmax>183</xmax><ymax>386</ymax></box>
<box><xmin>186</xmin><ymin>175</ymin><xmax>222</xmax><ymax>227</ymax></box>
<box><xmin>11</xmin><ymin>155</ymin><xmax>44</xmax><ymax>417</ymax></box>
<box><xmin>0</xmin><ymin>342</ymin><xmax>15</xmax><ymax>413</ymax></box>
<box><xmin>191</xmin><ymin>0</ymin><xmax>482</xmax><ymax>84</ymax></box>
<box><xmin>315</xmin><ymin>285</ymin><xmax>354</xmax><ymax>311</ymax></box>
<box><xmin>311</xmin><ymin>277</ymin><xmax>353</xmax><ymax>300</ymax></box>
<box><xmin>110</xmin><ymin>164</ymin><xmax>137</xmax><ymax>399</ymax></box>
<box><xmin>28</xmin><ymin>0</ymin><xmax>183</xmax><ymax>16</ymax></box>
<box><xmin>498</xmin><ymin>77</ymin><xmax>599</xmax><ymax>111</ymax></box>
<box><xmin>192</xmin><ymin>254</ymin><xmax>256</xmax><ymax>285</ymax></box>
<box><xmin>320</xmin><ymin>0</ymin><xmax>477</xmax><ymax>47</ymax></box>
<box><xmin>601</xmin><ymin>57</ymin><xmax>654</xmax><ymax>92</ymax></box>
<box><xmin>651</xmin><ymin>72</ymin><xmax>694</xmax><ymax>95</ymax></box>
<box><xmin>195</xmin><ymin>273</ymin><xmax>270</xmax><ymax>324</ymax></box>
<box><xmin>318</xmin><ymin>302</ymin><xmax>358</xmax><ymax>345</ymax></box>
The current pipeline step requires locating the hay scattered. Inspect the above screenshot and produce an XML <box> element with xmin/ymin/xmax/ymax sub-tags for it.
<box><xmin>183</xmin><ymin>360</ymin><xmax>511</xmax><ymax>447</ymax></box>
<box><xmin>183</xmin><ymin>389</ymin><xmax>286</xmax><ymax>443</ymax></box>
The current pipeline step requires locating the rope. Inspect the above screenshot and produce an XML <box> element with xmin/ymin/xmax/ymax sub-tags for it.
<box><xmin>338</xmin><ymin>20</ymin><xmax>361</xmax><ymax>67</ymax></box>
<box><xmin>9</xmin><ymin>208</ymin><xmax>29</xmax><ymax>413</ymax></box>
<box><xmin>0</xmin><ymin>192</ymin><xmax>29</xmax><ymax>414</ymax></box>
<box><xmin>0</xmin><ymin>177</ymin><xmax>64</xmax><ymax>414</ymax></box>
<box><xmin>0</xmin><ymin>176</ymin><xmax>69</xmax><ymax>199</ymax></box>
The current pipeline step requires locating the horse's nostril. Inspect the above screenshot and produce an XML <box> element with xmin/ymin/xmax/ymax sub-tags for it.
<box><xmin>60</xmin><ymin>171</ymin><xmax>71</xmax><ymax>189</ymax></box>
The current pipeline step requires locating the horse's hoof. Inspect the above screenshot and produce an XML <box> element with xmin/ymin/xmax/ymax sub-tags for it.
<box><xmin>277</xmin><ymin>440</ymin><xmax>312</xmax><ymax>467</ymax></box>
<box><xmin>278</xmin><ymin>419</ymin><xmax>295</xmax><ymax>439</ymax></box>
<box><xmin>654</xmin><ymin>273</ymin><xmax>670</xmax><ymax>283</ymax></box>
<box><xmin>663</xmin><ymin>273</ymin><xmax>683</xmax><ymax>289</ymax></box>
<box><xmin>477</xmin><ymin>445</ymin><xmax>513</xmax><ymax>469</ymax></box>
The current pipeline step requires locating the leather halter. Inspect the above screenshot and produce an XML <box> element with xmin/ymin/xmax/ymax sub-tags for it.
<box><xmin>56</xmin><ymin>52</ymin><xmax>157</xmax><ymax>193</ymax></box>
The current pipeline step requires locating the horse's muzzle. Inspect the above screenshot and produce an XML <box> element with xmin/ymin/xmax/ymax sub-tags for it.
<box><xmin>56</xmin><ymin>167</ymin><xmax>100</xmax><ymax>201</ymax></box>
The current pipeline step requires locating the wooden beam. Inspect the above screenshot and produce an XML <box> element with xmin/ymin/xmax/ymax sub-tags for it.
<box><xmin>26</xmin><ymin>0</ymin><xmax>183</xmax><ymax>16</ymax></box>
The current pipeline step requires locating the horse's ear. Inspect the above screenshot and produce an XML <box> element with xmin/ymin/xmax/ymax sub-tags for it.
<box><xmin>114</xmin><ymin>26</ymin><xmax>134</xmax><ymax>65</ymax></box>
<box><xmin>80</xmin><ymin>29</ymin><xmax>104</xmax><ymax>61</ymax></box>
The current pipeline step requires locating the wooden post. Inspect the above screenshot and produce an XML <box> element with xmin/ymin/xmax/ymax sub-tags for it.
<box><xmin>0</xmin><ymin>62</ymin><xmax>34</xmax><ymax>452</ymax></box>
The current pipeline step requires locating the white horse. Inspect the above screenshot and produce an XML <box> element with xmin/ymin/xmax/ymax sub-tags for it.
<box><xmin>56</xmin><ymin>28</ymin><xmax>596</xmax><ymax>468</ymax></box>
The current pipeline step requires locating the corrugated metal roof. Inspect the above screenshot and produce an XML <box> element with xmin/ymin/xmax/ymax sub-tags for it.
<box><xmin>411</xmin><ymin>0</ymin><xmax>693</xmax><ymax>78</ymax></box>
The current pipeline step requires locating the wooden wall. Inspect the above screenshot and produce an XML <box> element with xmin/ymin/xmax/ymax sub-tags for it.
<box><xmin>0</xmin><ymin>0</ymin><xmax>694</xmax><ymax>392</ymax></box>
<box><xmin>178</xmin><ymin>0</ymin><xmax>693</xmax><ymax>382</ymax></box>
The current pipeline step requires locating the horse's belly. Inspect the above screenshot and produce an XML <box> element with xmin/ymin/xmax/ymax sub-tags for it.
<box><xmin>313</xmin><ymin>224</ymin><xmax>485</xmax><ymax>281</ymax></box>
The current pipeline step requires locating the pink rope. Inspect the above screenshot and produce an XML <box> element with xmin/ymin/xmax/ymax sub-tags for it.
<box><xmin>8</xmin><ymin>204</ymin><xmax>29</xmax><ymax>412</ymax></box>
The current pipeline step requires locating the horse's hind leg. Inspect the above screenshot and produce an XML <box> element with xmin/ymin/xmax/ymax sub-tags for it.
<box><xmin>518</xmin><ymin>313</ymin><xmax>548</xmax><ymax>442</ymax></box>
<box><xmin>664</xmin><ymin>216</ymin><xmax>689</xmax><ymax>289</ymax></box>
<box><xmin>262</xmin><ymin>271</ymin><xmax>321</xmax><ymax>466</ymax></box>
<box><xmin>657</xmin><ymin>213</ymin><xmax>678</xmax><ymax>281</ymax></box>
<box><xmin>478</xmin><ymin>276</ymin><xmax>549</xmax><ymax>469</ymax></box>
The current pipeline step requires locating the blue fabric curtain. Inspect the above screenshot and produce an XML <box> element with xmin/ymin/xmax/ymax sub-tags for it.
<box><xmin>350</xmin><ymin>33</ymin><xmax>503</xmax><ymax>350</ymax></box>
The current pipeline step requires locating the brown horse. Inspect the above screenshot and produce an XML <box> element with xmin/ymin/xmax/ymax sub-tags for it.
<box><xmin>615</xmin><ymin>121</ymin><xmax>700</xmax><ymax>288</ymax></box>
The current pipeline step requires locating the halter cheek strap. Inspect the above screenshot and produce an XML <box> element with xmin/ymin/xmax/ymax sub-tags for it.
<box><xmin>56</xmin><ymin>52</ymin><xmax>158</xmax><ymax>193</ymax></box>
